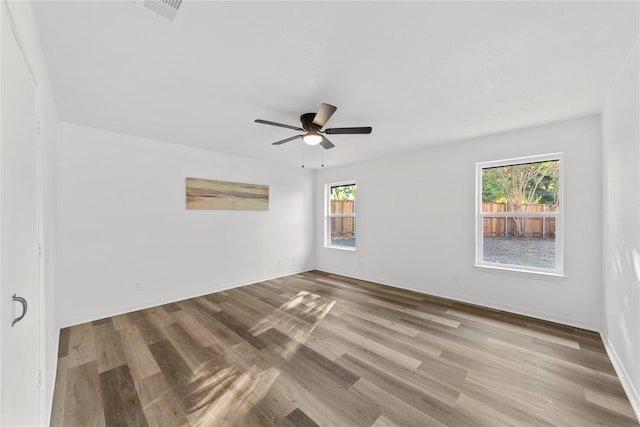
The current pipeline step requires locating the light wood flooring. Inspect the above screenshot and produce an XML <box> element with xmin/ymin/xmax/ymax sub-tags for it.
<box><xmin>51</xmin><ymin>271</ymin><xmax>639</xmax><ymax>426</ymax></box>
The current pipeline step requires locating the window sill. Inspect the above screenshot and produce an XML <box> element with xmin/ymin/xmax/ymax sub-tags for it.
<box><xmin>324</xmin><ymin>245</ymin><xmax>356</xmax><ymax>252</ymax></box>
<box><xmin>474</xmin><ymin>264</ymin><xmax>565</xmax><ymax>281</ymax></box>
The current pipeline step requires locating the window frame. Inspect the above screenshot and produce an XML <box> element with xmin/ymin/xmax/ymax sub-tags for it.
<box><xmin>475</xmin><ymin>153</ymin><xmax>564</xmax><ymax>276</ymax></box>
<box><xmin>325</xmin><ymin>181</ymin><xmax>357</xmax><ymax>251</ymax></box>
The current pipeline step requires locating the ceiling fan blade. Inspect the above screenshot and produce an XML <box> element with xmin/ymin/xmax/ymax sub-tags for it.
<box><xmin>255</xmin><ymin>119</ymin><xmax>303</xmax><ymax>132</ymax></box>
<box><xmin>312</xmin><ymin>103</ymin><xmax>337</xmax><ymax>128</ymax></box>
<box><xmin>272</xmin><ymin>135</ymin><xmax>302</xmax><ymax>145</ymax></box>
<box><xmin>320</xmin><ymin>136</ymin><xmax>335</xmax><ymax>150</ymax></box>
<box><xmin>324</xmin><ymin>126</ymin><xmax>372</xmax><ymax>135</ymax></box>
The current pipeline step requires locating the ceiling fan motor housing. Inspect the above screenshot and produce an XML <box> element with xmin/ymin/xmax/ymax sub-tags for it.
<box><xmin>300</xmin><ymin>113</ymin><xmax>320</xmax><ymax>131</ymax></box>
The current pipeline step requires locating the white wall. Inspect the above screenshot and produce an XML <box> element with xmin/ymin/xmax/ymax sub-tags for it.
<box><xmin>56</xmin><ymin>122</ymin><xmax>315</xmax><ymax>326</ymax></box>
<box><xmin>1</xmin><ymin>1</ymin><xmax>59</xmax><ymax>424</ymax></box>
<box><xmin>602</xmin><ymin>37</ymin><xmax>640</xmax><ymax>419</ymax></box>
<box><xmin>316</xmin><ymin>115</ymin><xmax>602</xmax><ymax>330</ymax></box>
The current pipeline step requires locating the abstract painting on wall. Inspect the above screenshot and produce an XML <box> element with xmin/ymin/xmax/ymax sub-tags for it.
<box><xmin>186</xmin><ymin>178</ymin><xmax>269</xmax><ymax>211</ymax></box>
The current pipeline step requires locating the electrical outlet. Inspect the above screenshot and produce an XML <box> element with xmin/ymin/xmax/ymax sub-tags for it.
<box><xmin>135</xmin><ymin>282</ymin><xmax>142</xmax><ymax>291</ymax></box>
<box><xmin>292</xmin><ymin>256</ymin><xmax>295</xmax><ymax>264</ymax></box>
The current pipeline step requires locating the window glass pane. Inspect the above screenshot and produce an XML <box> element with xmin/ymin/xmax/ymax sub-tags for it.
<box><xmin>330</xmin><ymin>217</ymin><xmax>355</xmax><ymax>247</ymax></box>
<box><xmin>482</xmin><ymin>217</ymin><xmax>556</xmax><ymax>269</ymax></box>
<box><xmin>478</xmin><ymin>155</ymin><xmax>562</xmax><ymax>274</ymax></box>
<box><xmin>330</xmin><ymin>184</ymin><xmax>356</xmax><ymax>214</ymax></box>
<box><xmin>328</xmin><ymin>183</ymin><xmax>356</xmax><ymax>248</ymax></box>
<box><xmin>482</xmin><ymin>160</ymin><xmax>560</xmax><ymax>215</ymax></box>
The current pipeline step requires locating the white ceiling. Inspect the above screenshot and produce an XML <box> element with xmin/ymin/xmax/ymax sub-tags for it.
<box><xmin>32</xmin><ymin>1</ymin><xmax>639</xmax><ymax>169</ymax></box>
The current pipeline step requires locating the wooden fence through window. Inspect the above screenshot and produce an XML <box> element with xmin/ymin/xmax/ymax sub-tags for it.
<box><xmin>331</xmin><ymin>200</ymin><xmax>355</xmax><ymax>239</ymax></box>
<box><xmin>482</xmin><ymin>202</ymin><xmax>557</xmax><ymax>237</ymax></box>
<box><xmin>330</xmin><ymin>201</ymin><xmax>556</xmax><ymax>238</ymax></box>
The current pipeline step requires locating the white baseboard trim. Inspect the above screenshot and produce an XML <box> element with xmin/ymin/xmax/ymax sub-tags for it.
<box><xmin>601</xmin><ymin>332</ymin><xmax>640</xmax><ymax>423</ymax></box>
<box><xmin>57</xmin><ymin>267</ymin><xmax>314</xmax><ymax>329</ymax></box>
<box><xmin>314</xmin><ymin>268</ymin><xmax>599</xmax><ymax>331</ymax></box>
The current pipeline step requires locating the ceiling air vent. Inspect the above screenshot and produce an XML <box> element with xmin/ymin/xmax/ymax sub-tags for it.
<box><xmin>139</xmin><ymin>0</ymin><xmax>182</xmax><ymax>22</ymax></box>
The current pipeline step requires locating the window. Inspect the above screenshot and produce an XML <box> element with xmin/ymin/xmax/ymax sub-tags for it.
<box><xmin>476</xmin><ymin>153</ymin><xmax>563</xmax><ymax>275</ymax></box>
<box><xmin>326</xmin><ymin>182</ymin><xmax>356</xmax><ymax>249</ymax></box>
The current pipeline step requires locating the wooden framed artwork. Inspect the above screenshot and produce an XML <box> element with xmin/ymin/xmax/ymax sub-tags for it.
<box><xmin>186</xmin><ymin>178</ymin><xmax>269</xmax><ymax>211</ymax></box>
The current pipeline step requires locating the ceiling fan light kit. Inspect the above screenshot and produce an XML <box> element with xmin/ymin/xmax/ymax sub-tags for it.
<box><xmin>255</xmin><ymin>103</ymin><xmax>372</xmax><ymax>150</ymax></box>
<box><xmin>302</xmin><ymin>132</ymin><xmax>323</xmax><ymax>146</ymax></box>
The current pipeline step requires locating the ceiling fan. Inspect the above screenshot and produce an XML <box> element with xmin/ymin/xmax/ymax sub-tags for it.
<box><xmin>254</xmin><ymin>103</ymin><xmax>372</xmax><ymax>150</ymax></box>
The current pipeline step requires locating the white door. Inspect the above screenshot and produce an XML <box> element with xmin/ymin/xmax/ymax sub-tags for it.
<box><xmin>1</xmin><ymin>3</ymin><xmax>42</xmax><ymax>425</ymax></box>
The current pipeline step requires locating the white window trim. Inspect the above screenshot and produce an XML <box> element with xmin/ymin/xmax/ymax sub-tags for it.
<box><xmin>475</xmin><ymin>153</ymin><xmax>564</xmax><ymax>277</ymax></box>
<box><xmin>324</xmin><ymin>181</ymin><xmax>356</xmax><ymax>251</ymax></box>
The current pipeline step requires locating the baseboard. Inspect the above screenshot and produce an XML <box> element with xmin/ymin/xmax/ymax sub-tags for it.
<box><xmin>601</xmin><ymin>332</ymin><xmax>640</xmax><ymax>422</ymax></box>
<box><xmin>314</xmin><ymin>268</ymin><xmax>599</xmax><ymax>332</ymax></box>
<box><xmin>57</xmin><ymin>267</ymin><xmax>313</xmax><ymax>329</ymax></box>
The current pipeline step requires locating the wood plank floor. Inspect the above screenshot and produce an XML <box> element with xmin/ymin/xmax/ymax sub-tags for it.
<box><xmin>51</xmin><ymin>271</ymin><xmax>639</xmax><ymax>426</ymax></box>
